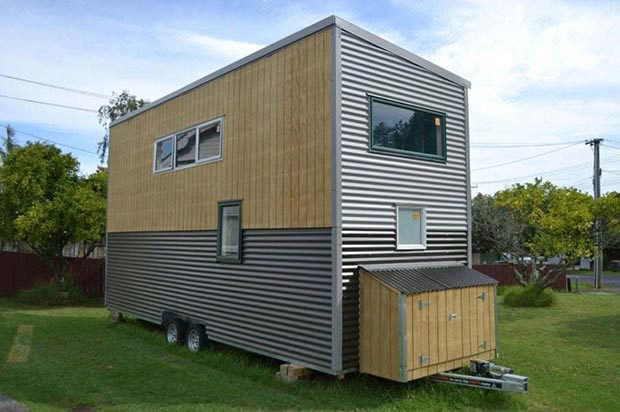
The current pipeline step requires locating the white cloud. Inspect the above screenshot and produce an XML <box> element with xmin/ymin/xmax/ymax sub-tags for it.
<box><xmin>401</xmin><ymin>0</ymin><xmax>620</xmax><ymax>194</ymax></box>
<box><xmin>177</xmin><ymin>33</ymin><xmax>264</xmax><ymax>61</ymax></box>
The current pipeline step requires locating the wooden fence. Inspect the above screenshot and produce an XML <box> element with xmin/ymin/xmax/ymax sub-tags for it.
<box><xmin>473</xmin><ymin>264</ymin><xmax>567</xmax><ymax>290</ymax></box>
<box><xmin>0</xmin><ymin>252</ymin><xmax>105</xmax><ymax>297</ymax></box>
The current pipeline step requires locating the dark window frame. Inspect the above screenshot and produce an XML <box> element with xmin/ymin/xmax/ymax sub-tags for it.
<box><xmin>368</xmin><ymin>95</ymin><xmax>447</xmax><ymax>163</ymax></box>
<box><xmin>216</xmin><ymin>199</ymin><xmax>243</xmax><ymax>264</ymax></box>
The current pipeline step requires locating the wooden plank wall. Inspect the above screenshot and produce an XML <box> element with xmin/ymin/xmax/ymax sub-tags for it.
<box><xmin>107</xmin><ymin>29</ymin><xmax>332</xmax><ymax>233</ymax></box>
<box><xmin>406</xmin><ymin>285</ymin><xmax>496</xmax><ymax>381</ymax></box>
<box><xmin>359</xmin><ymin>271</ymin><xmax>401</xmax><ymax>381</ymax></box>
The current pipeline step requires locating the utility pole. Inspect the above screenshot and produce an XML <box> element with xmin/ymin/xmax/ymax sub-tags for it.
<box><xmin>586</xmin><ymin>138</ymin><xmax>604</xmax><ymax>288</ymax></box>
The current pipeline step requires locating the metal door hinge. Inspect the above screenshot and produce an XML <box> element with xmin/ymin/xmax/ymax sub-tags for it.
<box><xmin>419</xmin><ymin>355</ymin><xmax>432</xmax><ymax>365</ymax></box>
<box><xmin>448</xmin><ymin>312</ymin><xmax>459</xmax><ymax>320</ymax></box>
<box><xmin>477</xmin><ymin>292</ymin><xmax>487</xmax><ymax>301</ymax></box>
<box><xmin>418</xmin><ymin>300</ymin><xmax>431</xmax><ymax>310</ymax></box>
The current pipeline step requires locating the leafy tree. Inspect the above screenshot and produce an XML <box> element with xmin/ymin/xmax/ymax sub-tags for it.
<box><xmin>0</xmin><ymin>123</ymin><xmax>18</xmax><ymax>163</ymax></box>
<box><xmin>0</xmin><ymin>143</ymin><xmax>106</xmax><ymax>282</ymax></box>
<box><xmin>594</xmin><ymin>192</ymin><xmax>620</xmax><ymax>270</ymax></box>
<box><xmin>594</xmin><ymin>191</ymin><xmax>620</xmax><ymax>250</ymax></box>
<box><xmin>97</xmin><ymin>90</ymin><xmax>150</xmax><ymax>163</ymax></box>
<box><xmin>494</xmin><ymin>179</ymin><xmax>595</xmax><ymax>288</ymax></box>
<box><xmin>471</xmin><ymin>193</ymin><xmax>525</xmax><ymax>255</ymax></box>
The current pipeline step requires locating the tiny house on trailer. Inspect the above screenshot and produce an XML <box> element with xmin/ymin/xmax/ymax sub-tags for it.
<box><xmin>106</xmin><ymin>16</ymin><xmax>499</xmax><ymax>381</ymax></box>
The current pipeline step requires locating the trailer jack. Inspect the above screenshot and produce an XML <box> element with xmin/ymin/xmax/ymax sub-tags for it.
<box><xmin>431</xmin><ymin>359</ymin><xmax>528</xmax><ymax>393</ymax></box>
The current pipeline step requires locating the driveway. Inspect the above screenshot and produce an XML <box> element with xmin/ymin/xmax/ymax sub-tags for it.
<box><xmin>568</xmin><ymin>273</ymin><xmax>620</xmax><ymax>294</ymax></box>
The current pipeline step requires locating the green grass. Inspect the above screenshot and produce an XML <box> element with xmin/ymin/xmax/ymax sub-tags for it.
<box><xmin>0</xmin><ymin>294</ymin><xmax>618</xmax><ymax>411</ymax></box>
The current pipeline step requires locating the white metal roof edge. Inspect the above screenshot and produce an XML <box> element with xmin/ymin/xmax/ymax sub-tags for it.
<box><xmin>110</xmin><ymin>15</ymin><xmax>470</xmax><ymax>127</ymax></box>
<box><xmin>334</xmin><ymin>17</ymin><xmax>471</xmax><ymax>89</ymax></box>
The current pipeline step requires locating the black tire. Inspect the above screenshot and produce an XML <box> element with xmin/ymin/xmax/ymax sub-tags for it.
<box><xmin>166</xmin><ymin>319</ymin><xmax>186</xmax><ymax>345</ymax></box>
<box><xmin>186</xmin><ymin>324</ymin><xmax>208</xmax><ymax>352</ymax></box>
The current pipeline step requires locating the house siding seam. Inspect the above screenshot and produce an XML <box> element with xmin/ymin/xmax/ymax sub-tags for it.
<box><xmin>338</xmin><ymin>29</ymin><xmax>469</xmax><ymax>370</ymax></box>
<box><xmin>106</xmin><ymin>228</ymin><xmax>335</xmax><ymax>373</ymax></box>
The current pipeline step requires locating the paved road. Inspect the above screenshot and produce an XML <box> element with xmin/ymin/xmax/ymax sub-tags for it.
<box><xmin>570</xmin><ymin>274</ymin><xmax>620</xmax><ymax>287</ymax></box>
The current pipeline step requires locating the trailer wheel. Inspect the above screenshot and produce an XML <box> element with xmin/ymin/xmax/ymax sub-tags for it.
<box><xmin>166</xmin><ymin>319</ymin><xmax>186</xmax><ymax>345</ymax></box>
<box><xmin>186</xmin><ymin>324</ymin><xmax>208</xmax><ymax>352</ymax></box>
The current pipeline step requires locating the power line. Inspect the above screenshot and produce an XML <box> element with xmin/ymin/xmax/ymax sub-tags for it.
<box><xmin>0</xmin><ymin>74</ymin><xmax>112</xmax><ymax>100</ymax></box>
<box><xmin>474</xmin><ymin>164</ymin><xmax>586</xmax><ymax>184</ymax></box>
<box><xmin>602</xmin><ymin>143</ymin><xmax>620</xmax><ymax>150</ymax></box>
<box><xmin>471</xmin><ymin>140</ymin><xmax>584</xmax><ymax>148</ymax></box>
<box><xmin>0</xmin><ymin>94</ymin><xmax>98</xmax><ymax>113</ymax></box>
<box><xmin>471</xmin><ymin>142</ymin><xmax>581</xmax><ymax>172</ymax></box>
<box><xmin>0</xmin><ymin>123</ymin><xmax>98</xmax><ymax>155</ymax></box>
<box><xmin>472</xmin><ymin>154</ymin><xmax>620</xmax><ymax>185</ymax></box>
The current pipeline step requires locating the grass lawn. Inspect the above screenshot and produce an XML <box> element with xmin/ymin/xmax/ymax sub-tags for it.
<box><xmin>1</xmin><ymin>293</ymin><xmax>619</xmax><ymax>411</ymax></box>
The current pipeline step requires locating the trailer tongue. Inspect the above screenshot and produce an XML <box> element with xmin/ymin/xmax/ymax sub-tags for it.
<box><xmin>431</xmin><ymin>359</ymin><xmax>529</xmax><ymax>393</ymax></box>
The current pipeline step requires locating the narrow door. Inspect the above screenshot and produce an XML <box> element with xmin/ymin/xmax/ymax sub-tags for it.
<box><xmin>446</xmin><ymin>288</ymin><xmax>463</xmax><ymax>360</ymax></box>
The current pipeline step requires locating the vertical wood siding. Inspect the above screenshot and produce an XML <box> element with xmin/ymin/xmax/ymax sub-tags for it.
<box><xmin>338</xmin><ymin>29</ymin><xmax>469</xmax><ymax>370</ymax></box>
<box><xmin>405</xmin><ymin>286</ymin><xmax>495</xmax><ymax>380</ymax></box>
<box><xmin>359</xmin><ymin>271</ymin><xmax>496</xmax><ymax>382</ymax></box>
<box><xmin>107</xmin><ymin>29</ymin><xmax>332</xmax><ymax>233</ymax></box>
<box><xmin>358</xmin><ymin>272</ymin><xmax>401</xmax><ymax>381</ymax></box>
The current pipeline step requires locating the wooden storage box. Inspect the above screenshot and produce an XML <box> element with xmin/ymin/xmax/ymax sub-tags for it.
<box><xmin>359</xmin><ymin>264</ymin><xmax>497</xmax><ymax>382</ymax></box>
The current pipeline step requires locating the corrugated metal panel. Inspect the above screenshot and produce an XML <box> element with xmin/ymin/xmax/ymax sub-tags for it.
<box><xmin>361</xmin><ymin>264</ymin><xmax>496</xmax><ymax>294</ymax></box>
<box><xmin>106</xmin><ymin>228</ymin><xmax>334</xmax><ymax>372</ymax></box>
<box><xmin>338</xmin><ymin>29</ymin><xmax>469</xmax><ymax>370</ymax></box>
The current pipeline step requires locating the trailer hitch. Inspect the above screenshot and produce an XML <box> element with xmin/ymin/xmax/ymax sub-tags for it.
<box><xmin>431</xmin><ymin>359</ymin><xmax>528</xmax><ymax>393</ymax></box>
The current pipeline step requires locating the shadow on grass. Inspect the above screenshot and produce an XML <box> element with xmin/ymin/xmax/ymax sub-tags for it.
<box><xmin>553</xmin><ymin>314</ymin><xmax>620</xmax><ymax>350</ymax></box>
<box><xmin>0</xmin><ymin>303</ymin><xmax>524</xmax><ymax>411</ymax></box>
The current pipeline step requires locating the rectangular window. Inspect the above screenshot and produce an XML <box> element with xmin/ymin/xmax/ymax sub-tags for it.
<box><xmin>370</xmin><ymin>96</ymin><xmax>446</xmax><ymax>161</ymax></box>
<box><xmin>198</xmin><ymin>121</ymin><xmax>222</xmax><ymax>162</ymax></box>
<box><xmin>154</xmin><ymin>136</ymin><xmax>173</xmax><ymax>172</ymax></box>
<box><xmin>175</xmin><ymin>129</ymin><xmax>197</xmax><ymax>168</ymax></box>
<box><xmin>396</xmin><ymin>205</ymin><xmax>426</xmax><ymax>250</ymax></box>
<box><xmin>153</xmin><ymin>117</ymin><xmax>223</xmax><ymax>174</ymax></box>
<box><xmin>217</xmin><ymin>200</ymin><xmax>242</xmax><ymax>263</ymax></box>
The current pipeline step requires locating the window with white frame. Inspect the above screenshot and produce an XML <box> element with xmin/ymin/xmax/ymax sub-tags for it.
<box><xmin>154</xmin><ymin>136</ymin><xmax>173</xmax><ymax>172</ymax></box>
<box><xmin>175</xmin><ymin>128</ymin><xmax>197</xmax><ymax>168</ymax></box>
<box><xmin>153</xmin><ymin>117</ymin><xmax>223</xmax><ymax>173</ymax></box>
<box><xmin>396</xmin><ymin>205</ymin><xmax>426</xmax><ymax>250</ymax></box>
<box><xmin>198</xmin><ymin>121</ymin><xmax>222</xmax><ymax>161</ymax></box>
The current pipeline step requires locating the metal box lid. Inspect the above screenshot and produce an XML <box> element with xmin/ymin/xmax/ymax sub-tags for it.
<box><xmin>360</xmin><ymin>262</ymin><xmax>497</xmax><ymax>294</ymax></box>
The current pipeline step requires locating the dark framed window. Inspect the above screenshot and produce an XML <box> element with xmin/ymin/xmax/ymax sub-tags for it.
<box><xmin>369</xmin><ymin>96</ymin><xmax>447</xmax><ymax>162</ymax></box>
<box><xmin>217</xmin><ymin>200</ymin><xmax>242</xmax><ymax>263</ymax></box>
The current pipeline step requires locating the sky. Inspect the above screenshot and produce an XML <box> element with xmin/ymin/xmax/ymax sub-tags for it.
<box><xmin>1</xmin><ymin>0</ymin><xmax>619</xmax><ymax>195</ymax></box>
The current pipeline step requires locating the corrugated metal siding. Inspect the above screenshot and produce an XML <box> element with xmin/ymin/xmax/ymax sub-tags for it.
<box><xmin>339</xmin><ymin>29</ymin><xmax>469</xmax><ymax>370</ymax></box>
<box><xmin>361</xmin><ymin>264</ymin><xmax>497</xmax><ymax>294</ymax></box>
<box><xmin>106</xmin><ymin>228</ymin><xmax>334</xmax><ymax>372</ymax></box>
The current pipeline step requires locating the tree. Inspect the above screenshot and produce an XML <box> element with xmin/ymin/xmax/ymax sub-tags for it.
<box><xmin>0</xmin><ymin>143</ymin><xmax>106</xmax><ymax>282</ymax></box>
<box><xmin>471</xmin><ymin>193</ymin><xmax>525</xmax><ymax>255</ymax></box>
<box><xmin>494</xmin><ymin>179</ymin><xmax>595</xmax><ymax>288</ymax></box>
<box><xmin>594</xmin><ymin>192</ymin><xmax>620</xmax><ymax>269</ymax></box>
<box><xmin>97</xmin><ymin>90</ymin><xmax>150</xmax><ymax>163</ymax></box>
<box><xmin>0</xmin><ymin>123</ymin><xmax>18</xmax><ymax>163</ymax></box>
<box><xmin>594</xmin><ymin>191</ymin><xmax>620</xmax><ymax>250</ymax></box>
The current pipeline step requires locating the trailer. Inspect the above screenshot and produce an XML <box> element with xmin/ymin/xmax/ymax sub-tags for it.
<box><xmin>106</xmin><ymin>15</ymin><xmax>518</xmax><ymax>385</ymax></box>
